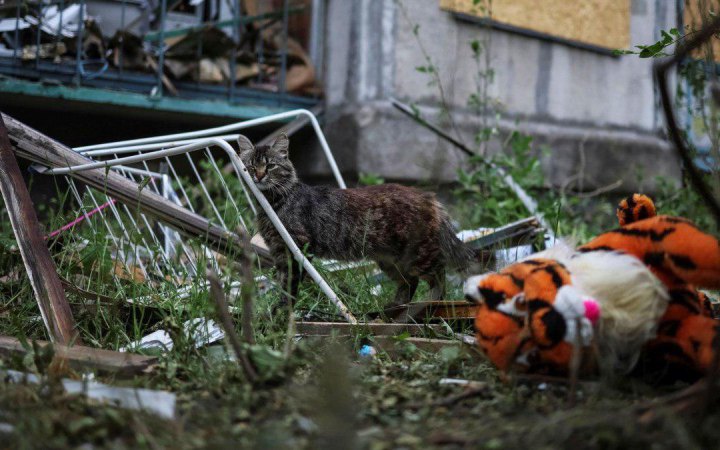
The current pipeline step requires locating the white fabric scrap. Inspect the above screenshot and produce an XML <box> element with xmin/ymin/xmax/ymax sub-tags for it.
<box><xmin>120</xmin><ymin>318</ymin><xmax>224</xmax><ymax>352</ymax></box>
<box><xmin>2</xmin><ymin>370</ymin><xmax>176</xmax><ymax>419</ymax></box>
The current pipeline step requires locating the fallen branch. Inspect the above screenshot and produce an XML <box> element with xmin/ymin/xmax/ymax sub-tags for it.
<box><xmin>235</xmin><ymin>227</ymin><xmax>256</xmax><ymax>345</ymax></box>
<box><xmin>207</xmin><ymin>269</ymin><xmax>257</xmax><ymax>383</ymax></box>
<box><xmin>0</xmin><ymin>335</ymin><xmax>156</xmax><ymax>376</ymax></box>
<box><xmin>654</xmin><ymin>15</ymin><xmax>720</xmax><ymax>414</ymax></box>
<box><xmin>635</xmin><ymin>378</ymin><xmax>712</xmax><ymax>424</ymax></box>
<box><xmin>408</xmin><ymin>383</ymin><xmax>490</xmax><ymax>409</ymax></box>
<box><xmin>654</xmin><ymin>16</ymin><xmax>720</xmax><ymax>227</ymax></box>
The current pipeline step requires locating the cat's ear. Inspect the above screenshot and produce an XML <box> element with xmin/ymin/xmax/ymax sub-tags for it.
<box><xmin>271</xmin><ymin>133</ymin><xmax>289</xmax><ymax>158</ymax></box>
<box><xmin>237</xmin><ymin>135</ymin><xmax>254</xmax><ymax>157</ymax></box>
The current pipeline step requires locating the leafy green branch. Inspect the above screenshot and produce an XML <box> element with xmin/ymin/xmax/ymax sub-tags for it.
<box><xmin>613</xmin><ymin>28</ymin><xmax>689</xmax><ymax>58</ymax></box>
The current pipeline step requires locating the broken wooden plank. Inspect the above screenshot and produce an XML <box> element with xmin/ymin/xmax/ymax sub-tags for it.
<box><xmin>372</xmin><ymin>336</ymin><xmax>485</xmax><ymax>359</ymax></box>
<box><xmin>383</xmin><ymin>301</ymin><xmax>478</xmax><ymax>324</ymax></box>
<box><xmin>1</xmin><ymin>113</ymin><xmax>270</xmax><ymax>261</ymax></box>
<box><xmin>0</xmin><ymin>336</ymin><xmax>156</xmax><ymax>376</ymax></box>
<box><xmin>0</xmin><ymin>115</ymin><xmax>79</xmax><ymax>345</ymax></box>
<box><xmin>295</xmin><ymin>321</ymin><xmax>447</xmax><ymax>337</ymax></box>
<box><xmin>294</xmin><ymin>334</ymin><xmax>484</xmax><ymax>360</ymax></box>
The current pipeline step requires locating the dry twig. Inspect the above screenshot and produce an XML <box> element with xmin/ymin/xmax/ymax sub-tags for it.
<box><xmin>655</xmin><ymin>15</ymin><xmax>720</xmax><ymax>226</ymax></box>
<box><xmin>235</xmin><ymin>227</ymin><xmax>256</xmax><ymax>345</ymax></box>
<box><xmin>655</xmin><ymin>15</ymin><xmax>720</xmax><ymax>414</ymax></box>
<box><xmin>567</xmin><ymin>318</ymin><xmax>583</xmax><ymax>408</ymax></box>
<box><xmin>207</xmin><ymin>269</ymin><xmax>257</xmax><ymax>383</ymax></box>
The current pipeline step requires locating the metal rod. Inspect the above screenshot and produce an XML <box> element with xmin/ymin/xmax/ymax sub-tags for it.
<box><xmin>155</xmin><ymin>0</ymin><xmax>168</xmax><ymax>97</ymax></box>
<box><xmin>132</xmin><ymin>159</ymin><xmax>206</xmax><ymax>275</ymax></box>
<box><xmin>228</xmin><ymin>0</ymin><xmax>241</xmax><ymax>102</ymax></box>
<box><xmin>184</xmin><ymin>152</ymin><xmax>226</xmax><ymax>226</ymax></box>
<box><xmin>119</xmin><ymin>0</ymin><xmax>126</xmax><ymax>79</ymax></box>
<box><xmin>391</xmin><ymin>97</ymin><xmax>556</xmax><ymax>242</ymax></box>
<box><xmin>55</xmin><ymin>0</ymin><xmax>65</xmax><ymax>55</ymax></box>
<box><xmin>204</xmin><ymin>147</ymin><xmax>249</xmax><ymax>228</ymax></box>
<box><xmin>164</xmin><ymin>155</ymin><xmax>197</xmax><ymax>213</ymax></box>
<box><xmin>13</xmin><ymin>1</ymin><xmax>20</xmax><ymax>61</ymax></box>
<box><xmin>162</xmin><ymin>174</ymin><xmax>175</xmax><ymax>258</ymax></box>
<box><xmin>116</xmin><ymin>167</ymin><xmax>178</xmax><ymax>275</ymax></box>
<box><xmin>74</xmin><ymin>109</ymin><xmax>347</xmax><ymax>189</ymax></box>
<box><xmin>90</xmin><ymin>188</ymin><xmax>151</xmax><ymax>279</ymax></box>
<box><xmin>35</xmin><ymin>2</ymin><xmax>42</xmax><ymax>70</ymax></box>
<box><xmin>74</xmin><ymin>0</ymin><xmax>84</xmax><ymax>86</ymax></box>
<box><xmin>224</xmin><ymin>145</ymin><xmax>357</xmax><ymax>323</ymax></box>
<box><xmin>279</xmin><ymin>0</ymin><xmax>290</xmax><ymax>100</ymax></box>
<box><xmin>308</xmin><ymin>0</ymin><xmax>323</xmax><ymax>80</ymax></box>
<box><xmin>256</xmin><ymin>22</ymin><xmax>264</xmax><ymax>83</ymax></box>
<box><xmin>49</xmin><ymin>138</ymin><xmax>357</xmax><ymax>322</ymax></box>
<box><xmin>82</xmin><ymin>135</ymin><xmax>241</xmax><ymax>156</ymax></box>
<box><xmin>195</xmin><ymin>25</ymin><xmax>203</xmax><ymax>88</ymax></box>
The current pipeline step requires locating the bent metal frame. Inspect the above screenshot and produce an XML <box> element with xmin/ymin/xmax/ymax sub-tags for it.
<box><xmin>40</xmin><ymin>109</ymin><xmax>358</xmax><ymax>324</ymax></box>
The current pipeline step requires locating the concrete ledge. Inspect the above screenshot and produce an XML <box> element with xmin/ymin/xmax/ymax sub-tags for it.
<box><xmin>293</xmin><ymin>100</ymin><xmax>679</xmax><ymax>193</ymax></box>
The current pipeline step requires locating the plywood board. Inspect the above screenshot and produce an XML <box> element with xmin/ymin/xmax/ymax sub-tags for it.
<box><xmin>441</xmin><ymin>0</ymin><xmax>631</xmax><ymax>50</ymax></box>
<box><xmin>683</xmin><ymin>0</ymin><xmax>720</xmax><ymax>61</ymax></box>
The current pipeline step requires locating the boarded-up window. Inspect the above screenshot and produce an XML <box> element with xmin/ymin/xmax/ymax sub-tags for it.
<box><xmin>440</xmin><ymin>0</ymin><xmax>631</xmax><ymax>51</ymax></box>
<box><xmin>683</xmin><ymin>0</ymin><xmax>720</xmax><ymax>60</ymax></box>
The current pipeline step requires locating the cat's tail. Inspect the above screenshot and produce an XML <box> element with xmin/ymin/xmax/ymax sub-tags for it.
<box><xmin>438</xmin><ymin>215</ymin><xmax>490</xmax><ymax>271</ymax></box>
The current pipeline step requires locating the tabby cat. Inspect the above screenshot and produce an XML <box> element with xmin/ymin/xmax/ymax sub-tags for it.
<box><xmin>237</xmin><ymin>133</ymin><xmax>472</xmax><ymax>308</ymax></box>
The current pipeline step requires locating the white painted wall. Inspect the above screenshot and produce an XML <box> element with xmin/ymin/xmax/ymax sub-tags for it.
<box><xmin>327</xmin><ymin>0</ymin><xmax>674</xmax><ymax>131</ymax></box>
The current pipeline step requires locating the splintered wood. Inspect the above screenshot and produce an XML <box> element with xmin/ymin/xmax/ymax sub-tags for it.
<box><xmin>0</xmin><ymin>335</ymin><xmax>156</xmax><ymax>376</ymax></box>
<box><xmin>0</xmin><ymin>114</ymin><xmax>79</xmax><ymax>345</ymax></box>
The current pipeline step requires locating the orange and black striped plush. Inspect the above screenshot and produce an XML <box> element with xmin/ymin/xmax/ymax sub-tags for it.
<box><xmin>467</xmin><ymin>193</ymin><xmax>720</xmax><ymax>379</ymax></box>
<box><xmin>585</xmin><ymin>194</ymin><xmax>720</xmax><ymax>377</ymax></box>
<box><xmin>617</xmin><ymin>193</ymin><xmax>656</xmax><ymax>226</ymax></box>
<box><xmin>470</xmin><ymin>259</ymin><xmax>543</xmax><ymax>371</ymax></box>
<box><xmin>470</xmin><ymin>259</ymin><xmax>577</xmax><ymax>373</ymax></box>
<box><xmin>580</xmin><ymin>215</ymin><xmax>720</xmax><ymax>288</ymax></box>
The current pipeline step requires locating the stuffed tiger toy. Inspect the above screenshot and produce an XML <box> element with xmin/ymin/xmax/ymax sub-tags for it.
<box><xmin>600</xmin><ymin>194</ymin><xmax>720</xmax><ymax>379</ymax></box>
<box><xmin>465</xmin><ymin>194</ymin><xmax>720</xmax><ymax>379</ymax></box>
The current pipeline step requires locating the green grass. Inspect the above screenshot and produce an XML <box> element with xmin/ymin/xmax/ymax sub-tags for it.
<box><xmin>1</xmin><ymin>151</ymin><xmax>719</xmax><ymax>449</ymax></box>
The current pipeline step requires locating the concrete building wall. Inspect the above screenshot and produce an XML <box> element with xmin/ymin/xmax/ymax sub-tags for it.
<box><xmin>302</xmin><ymin>0</ymin><xmax>680</xmax><ymax>193</ymax></box>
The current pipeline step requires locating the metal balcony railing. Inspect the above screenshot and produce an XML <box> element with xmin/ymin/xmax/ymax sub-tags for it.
<box><xmin>0</xmin><ymin>0</ymin><xmax>321</xmax><ymax>113</ymax></box>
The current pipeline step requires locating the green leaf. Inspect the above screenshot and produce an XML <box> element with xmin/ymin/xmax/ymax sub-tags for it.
<box><xmin>439</xmin><ymin>345</ymin><xmax>461</xmax><ymax>363</ymax></box>
<box><xmin>138</xmin><ymin>176</ymin><xmax>151</xmax><ymax>191</ymax></box>
<box><xmin>393</xmin><ymin>331</ymin><xmax>411</xmax><ymax>342</ymax></box>
<box><xmin>410</xmin><ymin>103</ymin><xmax>421</xmax><ymax>118</ymax></box>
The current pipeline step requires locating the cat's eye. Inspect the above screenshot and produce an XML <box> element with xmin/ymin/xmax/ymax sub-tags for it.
<box><xmin>266</xmin><ymin>164</ymin><xmax>277</xmax><ymax>170</ymax></box>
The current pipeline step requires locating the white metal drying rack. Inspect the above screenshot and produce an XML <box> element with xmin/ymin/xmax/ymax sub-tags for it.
<box><xmin>42</xmin><ymin>109</ymin><xmax>358</xmax><ymax>324</ymax></box>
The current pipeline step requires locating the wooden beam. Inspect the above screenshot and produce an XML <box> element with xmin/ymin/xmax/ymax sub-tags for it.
<box><xmin>382</xmin><ymin>301</ymin><xmax>478</xmax><ymax>324</ymax></box>
<box><xmin>0</xmin><ymin>115</ymin><xmax>79</xmax><ymax>345</ymax></box>
<box><xmin>295</xmin><ymin>321</ymin><xmax>447</xmax><ymax>337</ymax></box>
<box><xmin>295</xmin><ymin>334</ymin><xmax>485</xmax><ymax>360</ymax></box>
<box><xmin>372</xmin><ymin>336</ymin><xmax>485</xmax><ymax>359</ymax></box>
<box><xmin>0</xmin><ymin>335</ymin><xmax>156</xmax><ymax>376</ymax></box>
<box><xmin>1</xmin><ymin>112</ymin><xmax>270</xmax><ymax>261</ymax></box>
